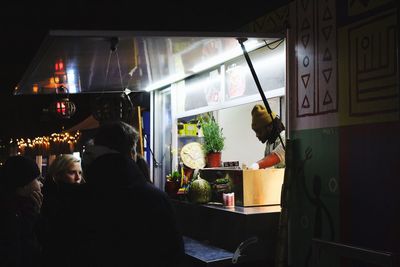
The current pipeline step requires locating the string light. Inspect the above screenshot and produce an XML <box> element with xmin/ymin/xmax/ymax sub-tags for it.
<box><xmin>15</xmin><ymin>131</ymin><xmax>81</xmax><ymax>153</ymax></box>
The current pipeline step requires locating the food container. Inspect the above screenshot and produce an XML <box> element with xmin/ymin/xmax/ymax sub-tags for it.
<box><xmin>200</xmin><ymin>168</ymin><xmax>284</xmax><ymax>206</ymax></box>
<box><xmin>184</xmin><ymin>123</ymin><xmax>198</xmax><ymax>136</ymax></box>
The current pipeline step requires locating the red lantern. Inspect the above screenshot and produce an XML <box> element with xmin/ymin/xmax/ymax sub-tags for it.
<box><xmin>50</xmin><ymin>98</ymin><xmax>76</xmax><ymax>119</ymax></box>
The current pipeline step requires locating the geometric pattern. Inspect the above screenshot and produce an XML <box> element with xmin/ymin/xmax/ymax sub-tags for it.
<box><xmin>247</xmin><ymin>6</ymin><xmax>289</xmax><ymax>33</ymax></box>
<box><xmin>348</xmin><ymin>0</ymin><xmax>393</xmax><ymax>16</ymax></box>
<box><xmin>348</xmin><ymin>10</ymin><xmax>398</xmax><ymax>116</ymax></box>
<box><xmin>297</xmin><ymin>0</ymin><xmax>315</xmax><ymax>116</ymax></box>
<box><xmin>297</xmin><ymin>0</ymin><xmax>338</xmax><ymax>117</ymax></box>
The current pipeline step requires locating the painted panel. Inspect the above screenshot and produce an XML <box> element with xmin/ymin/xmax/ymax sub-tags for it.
<box><xmin>296</xmin><ymin>0</ymin><xmax>338</xmax><ymax>118</ymax></box>
<box><xmin>348</xmin><ymin>0</ymin><xmax>393</xmax><ymax>16</ymax></box>
<box><xmin>317</xmin><ymin>0</ymin><xmax>337</xmax><ymax>114</ymax></box>
<box><xmin>338</xmin><ymin>9</ymin><xmax>399</xmax><ymax>125</ymax></box>
<box><xmin>238</xmin><ymin>6</ymin><xmax>289</xmax><ymax>33</ymax></box>
<box><xmin>339</xmin><ymin>121</ymin><xmax>400</xmax><ymax>252</ymax></box>
<box><xmin>292</xmin><ymin>0</ymin><xmax>339</xmax><ymax>131</ymax></box>
<box><xmin>289</xmin><ymin>128</ymin><xmax>340</xmax><ymax>267</ymax></box>
<box><xmin>297</xmin><ymin>0</ymin><xmax>316</xmax><ymax>117</ymax></box>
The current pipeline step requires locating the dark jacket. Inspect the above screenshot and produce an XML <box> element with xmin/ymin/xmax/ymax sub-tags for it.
<box><xmin>39</xmin><ymin>179</ymin><xmax>87</xmax><ymax>267</ymax></box>
<box><xmin>80</xmin><ymin>153</ymin><xmax>184</xmax><ymax>267</ymax></box>
<box><xmin>0</xmin><ymin>193</ymin><xmax>42</xmax><ymax>267</ymax></box>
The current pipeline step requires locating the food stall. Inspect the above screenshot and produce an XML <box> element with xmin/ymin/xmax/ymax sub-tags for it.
<box><xmin>149</xmin><ymin>33</ymin><xmax>287</xmax><ymax>266</ymax></box>
<box><xmin>15</xmin><ymin>30</ymin><xmax>287</xmax><ymax>266</ymax></box>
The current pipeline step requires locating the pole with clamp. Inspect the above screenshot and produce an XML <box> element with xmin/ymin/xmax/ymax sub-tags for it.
<box><xmin>237</xmin><ymin>37</ymin><xmax>285</xmax><ymax>150</ymax></box>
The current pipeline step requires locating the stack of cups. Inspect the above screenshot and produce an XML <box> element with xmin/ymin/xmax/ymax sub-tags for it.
<box><xmin>223</xmin><ymin>192</ymin><xmax>235</xmax><ymax>208</ymax></box>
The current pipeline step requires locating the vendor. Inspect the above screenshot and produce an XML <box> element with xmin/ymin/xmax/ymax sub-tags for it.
<box><xmin>249</xmin><ymin>104</ymin><xmax>285</xmax><ymax>169</ymax></box>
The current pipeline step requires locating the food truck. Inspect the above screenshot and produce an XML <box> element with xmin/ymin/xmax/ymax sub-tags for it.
<box><xmin>14</xmin><ymin>1</ymin><xmax>399</xmax><ymax>265</ymax></box>
<box><xmin>14</xmin><ymin>29</ymin><xmax>287</xmax><ymax>265</ymax></box>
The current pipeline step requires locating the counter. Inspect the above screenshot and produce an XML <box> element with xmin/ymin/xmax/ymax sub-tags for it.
<box><xmin>172</xmin><ymin>200</ymin><xmax>281</xmax><ymax>266</ymax></box>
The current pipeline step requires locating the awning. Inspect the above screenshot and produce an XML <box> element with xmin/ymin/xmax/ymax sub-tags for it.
<box><xmin>65</xmin><ymin>115</ymin><xmax>99</xmax><ymax>132</ymax></box>
<box><xmin>14</xmin><ymin>30</ymin><xmax>284</xmax><ymax>95</ymax></box>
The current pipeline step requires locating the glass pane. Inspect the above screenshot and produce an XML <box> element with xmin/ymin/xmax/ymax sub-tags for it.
<box><xmin>154</xmin><ymin>88</ymin><xmax>172</xmax><ymax>189</ymax></box>
<box><xmin>176</xmin><ymin>68</ymin><xmax>222</xmax><ymax>113</ymax></box>
<box><xmin>15</xmin><ymin>30</ymin><xmax>282</xmax><ymax>95</ymax></box>
<box><xmin>225</xmin><ymin>41</ymin><xmax>285</xmax><ymax>100</ymax></box>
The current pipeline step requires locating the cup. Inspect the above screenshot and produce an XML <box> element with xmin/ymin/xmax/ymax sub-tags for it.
<box><xmin>223</xmin><ymin>192</ymin><xmax>235</xmax><ymax>208</ymax></box>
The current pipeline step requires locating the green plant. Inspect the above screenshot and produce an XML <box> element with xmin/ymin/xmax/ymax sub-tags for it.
<box><xmin>200</xmin><ymin>115</ymin><xmax>225</xmax><ymax>153</ymax></box>
<box><xmin>166</xmin><ymin>171</ymin><xmax>181</xmax><ymax>183</ymax></box>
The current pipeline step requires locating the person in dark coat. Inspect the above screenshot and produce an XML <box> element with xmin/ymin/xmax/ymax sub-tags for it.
<box><xmin>91</xmin><ymin>120</ymin><xmax>152</xmax><ymax>183</ymax></box>
<box><xmin>39</xmin><ymin>154</ymin><xmax>86</xmax><ymax>267</ymax></box>
<box><xmin>0</xmin><ymin>156</ymin><xmax>43</xmax><ymax>267</ymax></box>
<box><xmin>80</xmin><ymin>121</ymin><xmax>184</xmax><ymax>267</ymax></box>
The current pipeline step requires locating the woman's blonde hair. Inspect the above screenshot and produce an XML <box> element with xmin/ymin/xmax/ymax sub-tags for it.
<box><xmin>47</xmin><ymin>154</ymin><xmax>83</xmax><ymax>183</ymax></box>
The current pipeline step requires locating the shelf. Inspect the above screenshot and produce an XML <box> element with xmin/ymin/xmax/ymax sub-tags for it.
<box><xmin>172</xmin><ymin>200</ymin><xmax>281</xmax><ymax>215</ymax></box>
<box><xmin>178</xmin><ymin>135</ymin><xmax>203</xmax><ymax>138</ymax></box>
<box><xmin>202</xmin><ymin>203</ymin><xmax>281</xmax><ymax>215</ymax></box>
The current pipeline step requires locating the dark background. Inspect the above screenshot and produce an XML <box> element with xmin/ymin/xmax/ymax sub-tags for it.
<box><xmin>0</xmin><ymin>1</ymin><xmax>288</xmax><ymax>138</ymax></box>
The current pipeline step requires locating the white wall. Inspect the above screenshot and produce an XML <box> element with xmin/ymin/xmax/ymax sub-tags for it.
<box><xmin>217</xmin><ymin>98</ymin><xmax>281</xmax><ymax>167</ymax></box>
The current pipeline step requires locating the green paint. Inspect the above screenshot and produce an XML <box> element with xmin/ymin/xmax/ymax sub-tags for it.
<box><xmin>288</xmin><ymin>128</ymin><xmax>340</xmax><ymax>267</ymax></box>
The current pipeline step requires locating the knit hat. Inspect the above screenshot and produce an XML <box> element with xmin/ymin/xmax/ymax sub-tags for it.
<box><xmin>251</xmin><ymin>104</ymin><xmax>276</xmax><ymax>130</ymax></box>
<box><xmin>1</xmin><ymin>156</ymin><xmax>40</xmax><ymax>191</ymax></box>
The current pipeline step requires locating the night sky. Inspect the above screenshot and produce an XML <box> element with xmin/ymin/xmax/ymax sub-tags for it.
<box><xmin>0</xmin><ymin>1</ymin><xmax>287</xmax><ymax>139</ymax></box>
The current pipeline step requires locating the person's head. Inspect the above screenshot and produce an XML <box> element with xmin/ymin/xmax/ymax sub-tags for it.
<box><xmin>1</xmin><ymin>155</ymin><xmax>42</xmax><ymax>196</ymax></box>
<box><xmin>136</xmin><ymin>155</ymin><xmax>151</xmax><ymax>183</ymax></box>
<box><xmin>47</xmin><ymin>154</ymin><xmax>83</xmax><ymax>184</ymax></box>
<box><xmin>94</xmin><ymin>121</ymin><xmax>139</xmax><ymax>159</ymax></box>
<box><xmin>251</xmin><ymin>104</ymin><xmax>277</xmax><ymax>143</ymax></box>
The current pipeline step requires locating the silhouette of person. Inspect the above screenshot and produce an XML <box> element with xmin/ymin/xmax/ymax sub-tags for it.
<box><xmin>0</xmin><ymin>156</ymin><xmax>43</xmax><ymax>267</ymax></box>
<box><xmin>80</xmin><ymin>121</ymin><xmax>185</xmax><ymax>266</ymax></box>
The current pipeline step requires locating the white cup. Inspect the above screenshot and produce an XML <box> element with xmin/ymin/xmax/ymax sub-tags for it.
<box><xmin>223</xmin><ymin>192</ymin><xmax>235</xmax><ymax>207</ymax></box>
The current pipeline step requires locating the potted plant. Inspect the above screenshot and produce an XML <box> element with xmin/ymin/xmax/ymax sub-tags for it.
<box><xmin>200</xmin><ymin>114</ymin><xmax>225</xmax><ymax>167</ymax></box>
<box><xmin>165</xmin><ymin>171</ymin><xmax>181</xmax><ymax>198</ymax></box>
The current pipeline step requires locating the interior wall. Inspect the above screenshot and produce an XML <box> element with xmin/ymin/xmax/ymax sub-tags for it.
<box><xmin>218</xmin><ymin>98</ymin><xmax>281</xmax><ymax>167</ymax></box>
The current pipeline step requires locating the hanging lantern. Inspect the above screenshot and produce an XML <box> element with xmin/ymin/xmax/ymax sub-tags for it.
<box><xmin>50</xmin><ymin>97</ymin><xmax>76</xmax><ymax>119</ymax></box>
<box><xmin>91</xmin><ymin>93</ymin><xmax>134</xmax><ymax>125</ymax></box>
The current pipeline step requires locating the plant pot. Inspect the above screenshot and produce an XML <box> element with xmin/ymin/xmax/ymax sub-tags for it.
<box><xmin>207</xmin><ymin>152</ymin><xmax>222</xmax><ymax>168</ymax></box>
<box><xmin>165</xmin><ymin>180</ymin><xmax>180</xmax><ymax>198</ymax></box>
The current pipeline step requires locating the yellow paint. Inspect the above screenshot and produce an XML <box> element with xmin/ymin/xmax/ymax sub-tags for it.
<box><xmin>348</xmin><ymin>0</ymin><xmax>393</xmax><ymax>16</ymax></box>
<box><xmin>338</xmin><ymin>9</ymin><xmax>398</xmax><ymax>126</ymax></box>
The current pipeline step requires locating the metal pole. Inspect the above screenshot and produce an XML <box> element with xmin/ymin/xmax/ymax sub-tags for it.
<box><xmin>237</xmin><ymin>38</ymin><xmax>285</xmax><ymax>150</ymax></box>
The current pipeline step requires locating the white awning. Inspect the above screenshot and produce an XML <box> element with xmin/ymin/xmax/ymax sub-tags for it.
<box><xmin>15</xmin><ymin>30</ymin><xmax>284</xmax><ymax>95</ymax></box>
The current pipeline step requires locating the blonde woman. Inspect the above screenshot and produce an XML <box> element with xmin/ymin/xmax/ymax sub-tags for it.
<box><xmin>40</xmin><ymin>154</ymin><xmax>86</xmax><ymax>267</ymax></box>
<box><xmin>47</xmin><ymin>154</ymin><xmax>84</xmax><ymax>184</ymax></box>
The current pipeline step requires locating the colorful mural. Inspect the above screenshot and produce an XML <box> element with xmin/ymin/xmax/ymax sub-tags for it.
<box><xmin>242</xmin><ymin>0</ymin><xmax>399</xmax><ymax>266</ymax></box>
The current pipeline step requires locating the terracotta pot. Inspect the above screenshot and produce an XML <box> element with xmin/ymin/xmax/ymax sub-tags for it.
<box><xmin>207</xmin><ymin>152</ymin><xmax>222</xmax><ymax>168</ymax></box>
<box><xmin>165</xmin><ymin>180</ymin><xmax>180</xmax><ymax>198</ymax></box>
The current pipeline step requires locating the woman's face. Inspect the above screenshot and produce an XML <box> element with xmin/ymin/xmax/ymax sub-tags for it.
<box><xmin>61</xmin><ymin>162</ymin><xmax>83</xmax><ymax>184</ymax></box>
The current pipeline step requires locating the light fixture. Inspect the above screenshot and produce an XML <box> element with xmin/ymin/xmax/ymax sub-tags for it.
<box><xmin>50</xmin><ymin>97</ymin><xmax>76</xmax><ymax>119</ymax></box>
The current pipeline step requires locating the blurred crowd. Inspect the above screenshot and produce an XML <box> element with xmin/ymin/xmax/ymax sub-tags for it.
<box><xmin>0</xmin><ymin>121</ymin><xmax>184</xmax><ymax>267</ymax></box>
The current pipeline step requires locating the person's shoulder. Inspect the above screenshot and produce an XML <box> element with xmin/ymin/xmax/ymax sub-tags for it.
<box><xmin>139</xmin><ymin>182</ymin><xmax>168</xmax><ymax>197</ymax></box>
<box><xmin>130</xmin><ymin>182</ymin><xmax>172</xmax><ymax>206</ymax></box>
